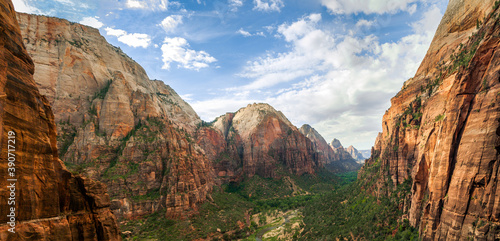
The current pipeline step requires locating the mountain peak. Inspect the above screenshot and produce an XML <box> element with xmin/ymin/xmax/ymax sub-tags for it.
<box><xmin>231</xmin><ymin>102</ymin><xmax>295</xmax><ymax>140</ymax></box>
<box><xmin>330</xmin><ymin>138</ymin><xmax>343</xmax><ymax>149</ymax></box>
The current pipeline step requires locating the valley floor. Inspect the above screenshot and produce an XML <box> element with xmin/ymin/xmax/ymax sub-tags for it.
<box><xmin>119</xmin><ymin>170</ymin><xmax>418</xmax><ymax>241</ymax></box>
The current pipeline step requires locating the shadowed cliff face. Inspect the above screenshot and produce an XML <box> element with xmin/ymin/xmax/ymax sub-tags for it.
<box><xmin>0</xmin><ymin>0</ymin><xmax>121</xmax><ymax>240</ymax></box>
<box><xmin>16</xmin><ymin>13</ymin><xmax>215</xmax><ymax>220</ymax></box>
<box><xmin>299</xmin><ymin>124</ymin><xmax>360</xmax><ymax>171</ymax></box>
<box><xmin>197</xmin><ymin>103</ymin><xmax>322</xmax><ymax>179</ymax></box>
<box><xmin>361</xmin><ymin>0</ymin><xmax>500</xmax><ymax>240</ymax></box>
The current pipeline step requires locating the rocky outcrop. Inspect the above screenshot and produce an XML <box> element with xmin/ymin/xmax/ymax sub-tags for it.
<box><xmin>330</xmin><ymin>138</ymin><xmax>343</xmax><ymax>150</ymax></box>
<box><xmin>345</xmin><ymin>145</ymin><xmax>364</xmax><ymax>162</ymax></box>
<box><xmin>299</xmin><ymin>124</ymin><xmax>360</xmax><ymax>171</ymax></box>
<box><xmin>16</xmin><ymin>13</ymin><xmax>215</xmax><ymax>219</ymax></box>
<box><xmin>360</xmin><ymin>0</ymin><xmax>500</xmax><ymax>240</ymax></box>
<box><xmin>197</xmin><ymin>103</ymin><xmax>321</xmax><ymax>178</ymax></box>
<box><xmin>0</xmin><ymin>0</ymin><xmax>120</xmax><ymax>239</ymax></box>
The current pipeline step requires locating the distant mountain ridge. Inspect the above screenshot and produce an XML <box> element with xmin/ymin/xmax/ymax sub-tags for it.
<box><xmin>197</xmin><ymin>103</ymin><xmax>323</xmax><ymax>179</ymax></box>
<box><xmin>299</xmin><ymin>124</ymin><xmax>360</xmax><ymax>171</ymax></box>
<box><xmin>346</xmin><ymin>145</ymin><xmax>365</xmax><ymax>163</ymax></box>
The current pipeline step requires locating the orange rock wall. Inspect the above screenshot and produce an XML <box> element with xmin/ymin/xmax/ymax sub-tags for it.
<box><xmin>16</xmin><ymin>13</ymin><xmax>215</xmax><ymax>219</ymax></box>
<box><xmin>361</xmin><ymin>0</ymin><xmax>500</xmax><ymax>240</ymax></box>
<box><xmin>0</xmin><ymin>0</ymin><xmax>121</xmax><ymax>239</ymax></box>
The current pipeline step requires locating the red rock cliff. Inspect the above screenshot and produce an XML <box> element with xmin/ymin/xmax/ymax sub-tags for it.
<box><xmin>360</xmin><ymin>0</ymin><xmax>500</xmax><ymax>240</ymax></box>
<box><xmin>16</xmin><ymin>13</ymin><xmax>215</xmax><ymax>220</ymax></box>
<box><xmin>0</xmin><ymin>0</ymin><xmax>121</xmax><ymax>239</ymax></box>
<box><xmin>197</xmin><ymin>103</ymin><xmax>321</xmax><ymax>179</ymax></box>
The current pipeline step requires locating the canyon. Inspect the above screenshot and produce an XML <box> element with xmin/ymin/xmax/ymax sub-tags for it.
<box><xmin>2</xmin><ymin>0</ymin><xmax>498</xmax><ymax>239</ymax></box>
<box><xmin>15</xmin><ymin>12</ymin><xmax>357</xmax><ymax>223</ymax></box>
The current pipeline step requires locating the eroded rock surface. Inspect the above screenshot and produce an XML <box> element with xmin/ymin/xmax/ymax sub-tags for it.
<box><xmin>197</xmin><ymin>103</ymin><xmax>322</xmax><ymax>179</ymax></box>
<box><xmin>360</xmin><ymin>0</ymin><xmax>500</xmax><ymax>240</ymax></box>
<box><xmin>17</xmin><ymin>13</ymin><xmax>215</xmax><ymax>220</ymax></box>
<box><xmin>0</xmin><ymin>1</ymin><xmax>120</xmax><ymax>239</ymax></box>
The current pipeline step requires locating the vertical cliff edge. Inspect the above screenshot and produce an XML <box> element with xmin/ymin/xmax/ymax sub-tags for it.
<box><xmin>0</xmin><ymin>0</ymin><xmax>121</xmax><ymax>240</ymax></box>
<box><xmin>360</xmin><ymin>0</ymin><xmax>500</xmax><ymax>240</ymax></box>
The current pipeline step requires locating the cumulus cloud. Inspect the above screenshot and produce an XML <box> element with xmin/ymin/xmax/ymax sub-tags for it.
<box><xmin>161</xmin><ymin>37</ymin><xmax>217</xmax><ymax>70</ymax></box>
<box><xmin>12</xmin><ymin>0</ymin><xmax>43</xmax><ymax>14</ymax></box>
<box><xmin>104</xmin><ymin>27</ymin><xmax>151</xmax><ymax>48</ymax></box>
<box><xmin>125</xmin><ymin>0</ymin><xmax>180</xmax><ymax>11</ymax></box>
<box><xmin>321</xmin><ymin>0</ymin><xmax>420</xmax><ymax>14</ymax></box>
<box><xmin>80</xmin><ymin>17</ymin><xmax>104</xmax><ymax>29</ymax></box>
<box><xmin>159</xmin><ymin>15</ymin><xmax>183</xmax><ymax>33</ymax></box>
<box><xmin>253</xmin><ymin>0</ymin><xmax>284</xmax><ymax>12</ymax></box>
<box><xmin>229</xmin><ymin>0</ymin><xmax>244</xmax><ymax>11</ymax></box>
<box><xmin>237</xmin><ymin>29</ymin><xmax>252</xmax><ymax>37</ymax></box>
<box><xmin>194</xmin><ymin>5</ymin><xmax>443</xmax><ymax>149</ymax></box>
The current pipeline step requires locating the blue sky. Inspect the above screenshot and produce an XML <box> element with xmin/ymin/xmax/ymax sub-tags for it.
<box><xmin>13</xmin><ymin>0</ymin><xmax>448</xmax><ymax>149</ymax></box>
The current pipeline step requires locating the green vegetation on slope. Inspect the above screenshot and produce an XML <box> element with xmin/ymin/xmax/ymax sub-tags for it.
<box><xmin>299</xmin><ymin>177</ymin><xmax>417</xmax><ymax>240</ymax></box>
<box><xmin>121</xmin><ymin>169</ymin><xmax>418</xmax><ymax>240</ymax></box>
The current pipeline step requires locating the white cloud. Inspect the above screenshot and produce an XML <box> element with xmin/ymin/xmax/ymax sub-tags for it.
<box><xmin>54</xmin><ymin>0</ymin><xmax>74</xmax><ymax>5</ymax></box>
<box><xmin>408</xmin><ymin>4</ymin><xmax>418</xmax><ymax>15</ymax></box>
<box><xmin>161</xmin><ymin>37</ymin><xmax>217</xmax><ymax>70</ymax></box>
<box><xmin>355</xmin><ymin>19</ymin><xmax>375</xmax><ymax>28</ymax></box>
<box><xmin>321</xmin><ymin>0</ymin><xmax>421</xmax><ymax>14</ymax></box>
<box><xmin>126</xmin><ymin>0</ymin><xmax>145</xmax><ymax>8</ymax></box>
<box><xmin>125</xmin><ymin>0</ymin><xmax>180</xmax><ymax>11</ymax></box>
<box><xmin>264</xmin><ymin>25</ymin><xmax>275</xmax><ymax>33</ymax></box>
<box><xmin>253</xmin><ymin>0</ymin><xmax>284</xmax><ymax>12</ymax></box>
<box><xmin>229</xmin><ymin>0</ymin><xmax>244</xmax><ymax>11</ymax></box>
<box><xmin>159</xmin><ymin>15</ymin><xmax>183</xmax><ymax>33</ymax></box>
<box><xmin>12</xmin><ymin>0</ymin><xmax>43</xmax><ymax>14</ymax></box>
<box><xmin>194</xmin><ymin>5</ymin><xmax>444</xmax><ymax>149</ymax></box>
<box><xmin>105</xmin><ymin>28</ymin><xmax>127</xmax><ymax>37</ymax></box>
<box><xmin>80</xmin><ymin>17</ymin><xmax>104</xmax><ymax>29</ymax></box>
<box><xmin>237</xmin><ymin>28</ymin><xmax>267</xmax><ymax>37</ymax></box>
<box><xmin>180</xmin><ymin>94</ymin><xmax>193</xmax><ymax>101</ymax></box>
<box><xmin>237</xmin><ymin>29</ymin><xmax>252</xmax><ymax>37</ymax></box>
<box><xmin>104</xmin><ymin>27</ymin><xmax>151</xmax><ymax>48</ymax></box>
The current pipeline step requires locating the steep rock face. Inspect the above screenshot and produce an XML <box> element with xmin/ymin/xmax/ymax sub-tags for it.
<box><xmin>299</xmin><ymin>124</ymin><xmax>360</xmax><ymax>171</ymax></box>
<box><xmin>197</xmin><ymin>103</ymin><xmax>321</xmax><ymax>178</ymax></box>
<box><xmin>196</xmin><ymin>113</ymin><xmax>245</xmax><ymax>182</ymax></box>
<box><xmin>360</xmin><ymin>0</ymin><xmax>500</xmax><ymax>240</ymax></box>
<box><xmin>330</xmin><ymin>138</ymin><xmax>343</xmax><ymax>149</ymax></box>
<box><xmin>345</xmin><ymin>145</ymin><xmax>364</xmax><ymax>162</ymax></box>
<box><xmin>0</xmin><ymin>1</ymin><xmax>120</xmax><ymax>239</ymax></box>
<box><xmin>17</xmin><ymin>13</ymin><xmax>215</xmax><ymax>219</ymax></box>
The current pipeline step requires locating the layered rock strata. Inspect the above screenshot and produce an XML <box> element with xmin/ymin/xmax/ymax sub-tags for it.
<box><xmin>0</xmin><ymin>0</ymin><xmax>121</xmax><ymax>239</ymax></box>
<box><xmin>361</xmin><ymin>0</ymin><xmax>500</xmax><ymax>240</ymax></box>
<box><xmin>16</xmin><ymin>13</ymin><xmax>215</xmax><ymax>219</ymax></box>
<box><xmin>197</xmin><ymin>103</ymin><xmax>322</xmax><ymax>179</ymax></box>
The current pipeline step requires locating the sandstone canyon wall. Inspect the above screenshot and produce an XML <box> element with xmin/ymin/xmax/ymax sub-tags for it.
<box><xmin>360</xmin><ymin>0</ymin><xmax>500</xmax><ymax>240</ymax></box>
<box><xmin>16</xmin><ymin>12</ymin><xmax>215</xmax><ymax>219</ymax></box>
<box><xmin>0</xmin><ymin>0</ymin><xmax>121</xmax><ymax>239</ymax></box>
